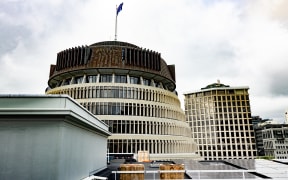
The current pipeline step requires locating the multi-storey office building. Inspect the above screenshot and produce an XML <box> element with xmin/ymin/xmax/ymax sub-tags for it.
<box><xmin>252</xmin><ymin>116</ymin><xmax>271</xmax><ymax>156</ymax></box>
<box><xmin>262</xmin><ymin>124</ymin><xmax>288</xmax><ymax>159</ymax></box>
<box><xmin>252</xmin><ymin>117</ymin><xmax>276</xmax><ymax>156</ymax></box>
<box><xmin>184</xmin><ymin>81</ymin><xmax>256</xmax><ymax>160</ymax></box>
<box><xmin>46</xmin><ymin>41</ymin><xmax>199</xmax><ymax>160</ymax></box>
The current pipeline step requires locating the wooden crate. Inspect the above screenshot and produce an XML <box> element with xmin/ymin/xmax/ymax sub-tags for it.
<box><xmin>159</xmin><ymin>164</ymin><xmax>185</xmax><ymax>179</ymax></box>
<box><xmin>119</xmin><ymin>164</ymin><xmax>144</xmax><ymax>180</ymax></box>
<box><xmin>137</xmin><ymin>150</ymin><xmax>149</xmax><ymax>162</ymax></box>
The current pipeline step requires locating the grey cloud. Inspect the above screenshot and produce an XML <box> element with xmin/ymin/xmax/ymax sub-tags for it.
<box><xmin>268</xmin><ymin>71</ymin><xmax>288</xmax><ymax>96</ymax></box>
<box><xmin>0</xmin><ymin>24</ymin><xmax>31</xmax><ymax>55</ymax></box>
<box><xmin>183</xmin><ymin>41</ymin><xmax>238</xmax><ymax>77</ymax></box>
<box><xmin>0</xmin><ymin>0</ymin><xmax>288</xmax><ymax>123</ymax></box>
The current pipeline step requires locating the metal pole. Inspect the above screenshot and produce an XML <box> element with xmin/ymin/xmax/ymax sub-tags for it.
<box><xmin>107</xmin><ymin>148</ymin><xmax>109</xmax><ymax>164</ymax></box>
<box><xmin>114</xmin><ymin>5</ymin><xmax>118</xmax><ymax>41</ymax></box>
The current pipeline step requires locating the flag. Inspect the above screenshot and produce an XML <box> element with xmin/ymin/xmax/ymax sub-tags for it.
<box><xmin>116</xmin><ymin>2</ymin><xmax>123</xmax><ymax>16</ymax></box>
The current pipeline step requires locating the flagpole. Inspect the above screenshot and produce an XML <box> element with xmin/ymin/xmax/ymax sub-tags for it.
<box><xmin>114</xmin><ymin>5</ymin><xmax>118</xmax><ymax>41</ymax></box>
<box><xmin>115</xmin><ymin>3</ymin><xmax>123</xmax><ymax>41</ymax></box>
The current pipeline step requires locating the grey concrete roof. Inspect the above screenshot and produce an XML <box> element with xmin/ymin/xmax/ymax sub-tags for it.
<box><xmin>0</xmin><ymin>94</ymin><xmax>111</xmax><ymax>136</ymax></box>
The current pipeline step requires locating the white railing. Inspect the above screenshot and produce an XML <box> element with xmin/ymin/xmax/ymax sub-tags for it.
<box><xmin>186</xmin><ymin>169</ymin><xmax>257</xmax><ymax>179</ymax></box>
<box><xmin>82</xmin><ymin>175</ymin><xmax>108</xmax><ymax>180</ymax></box>
<box><xmin>111</xmin><ymin>169</ymin><xmax>257</xmax><ymax>180</ymax></box>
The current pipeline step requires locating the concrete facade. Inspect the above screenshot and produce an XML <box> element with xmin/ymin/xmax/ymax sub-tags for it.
<box><xmin>184</xmin><ymin>81</ymin><xmax>257</xmax><ymax>160</ymax></box>
<box><xmin>46</xmin><ymin>41</ymin><xmax>200</xmax><ymax>160</ymax></box>
<box><xmin>261</xmin><ymin>124</ymin><xmax>288</xmax><ymax>159</ymax></box>
<box><xmin>0</xmin><ymin>95</ymin><xmax>111</xmax><ymax>180</ymax></box>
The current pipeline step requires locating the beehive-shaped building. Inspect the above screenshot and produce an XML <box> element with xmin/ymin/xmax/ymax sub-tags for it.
<box><xmin>46</xmin><ymin>41</ymin><xmax>199</xmax><ymax>160</ymax></box>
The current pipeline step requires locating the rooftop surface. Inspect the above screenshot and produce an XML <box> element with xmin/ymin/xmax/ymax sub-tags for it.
<box><xmin>97</xmin><ymin>159</ymin><xmax>288</xmax><ymax>180</ymax></box>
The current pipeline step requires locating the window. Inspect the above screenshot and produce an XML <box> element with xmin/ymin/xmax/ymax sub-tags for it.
<box><xmin>130</xmin><ymin>76</ymin><xmax>140</xmax><ymax>84</ymax></box>
<box><xmin>154</xmin><ymin>81</ymin><xmax>161</xmax><ymax>88</ymax></box>
<box><xmin>143</xmin><ymin>78</ymin><xmax>151</xmax><ymax>86</ymax></box>
<box><xmin>73</xmin><ymin>76</ymin><xmax>83</xmax><ymax>84</ymax></box>
<box><xmin>86</xmin><ymin>75</ymin><xmax>97</xmax><ymax>83</ymax></box>
<box><xmin>63</xmin><ymin>78</ymin><xmax>71</xmax><ymax>86</ymax></box>
<box><xmin>115</xmin><ymin>75</ymin><xmax>127</xmax><ymax>83</ymax></box>
<box><xmin>100</xmin><ymin>74</ymin><xmax>112</xmax><ymax>83</ymax></box>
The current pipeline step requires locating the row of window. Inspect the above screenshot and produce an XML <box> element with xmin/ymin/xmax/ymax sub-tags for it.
<box><xmin>262</xmin><ymin>129</ymin><xmax>288</xmax><ymax>139</ymax></box>
<box><xmin>187</xmin><ymin>89</ymin><xmax>248</xmax><ymax>98</ymax></box>
<box><xmin>276</xmin><ymin>146</ymin><xmax>288</xmax><ymax>150</ymax></box>
<box><xmin>101</xmin><ymin>120</ymin><xmax>190</xmax><ymax>136</ymax></box>
<box><xmin>107</xmin><ymin>139</ymin><xmax>196</xmax><ymax>154</ymax></box>
<box><xmin>57</xmin><ymin>74</ymin><xmax>168</xmax><ymax>90</ymax></box>
<box><xmin>81</xmin><ymin>102</ymin><xmax>185</xmax><ymax>120</ymax></box>
<box><xmin>187</xmin><ymin>113</ymin><xmax>252</xmax><ymax>121</ymax></box>
<box><xmin>52</xmin><ymin>85</ymin><xmax>180</xmax><ymax>106</ymax></box>
<box><xmin>264</xmin><ymin>150</ymin><xmax>288</xmax><ymax>159</ymax></box>
<box><xmin>193</xmin><ymin>131</ymin><xmax>254</xmax><ymax>138</ymax></box>
<box><xmin>185</xmin><ymin>95</ymin><xmax>249</xmax><ymax>102</ymax></box>
<box><xmin>196</xmin><ymin>138</ymin><xmax>254</xmax><ymax>144</ymax></box>
<box><xmin>199</xmin><ymin>150</ymin><xmax>256</xmax><ymax>159</ymax></box>
<box><xmin>199</xmin><ymin>144</ymin><xmax>255</xmax><ymax>152</ymax></box>
<box><xmin>189</xmin><ymin>119</ymin><xmax>253</xmax><ymax>126</ymax></box>
<box><xmin>198</xmin><ymin>144</ymin><xmax>255</xmax><ymax>150</ymax></box>
<box><xmin>276</xmin><ymin>150</ymin><xmax>288</xmax><ymax>154</ymax></box>
<box><xmin>186</xmin><ymin>104</ymin><xmax>251</xmax><ymax>113</ymax></box>
<box><xmin>274</xmin><ymin>156</ymin><xmax>288</xmax><ymax>159</ymax></box>
<box><xmin>263</xmin><ymin>141</ymin><xmax>288</xmax><ymax>147</ymax></box>
<box><xmin>187</xmin><ymin>106</ymin><xmax>250</xmax><ymax>113</ymax></box>
<box><xmin>263</xmin><ymin>141</ymin><xmax>274</xmax><ymax>148</ymax></box>
<box><xmin>276</xmin><ymin>140</ymin><xmax>288</xmax><ymax>144</ymax></box>
<box><xmin>186</xmin><ymin>101</ymin><xmax>250</xmax><ymax>109</ymax></box>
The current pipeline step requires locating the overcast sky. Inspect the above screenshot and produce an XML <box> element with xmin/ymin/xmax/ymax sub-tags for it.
<box><xmin>1</xmin><ymin>0</ymin><xmax>288</xmax><ymax>122</ymax></box>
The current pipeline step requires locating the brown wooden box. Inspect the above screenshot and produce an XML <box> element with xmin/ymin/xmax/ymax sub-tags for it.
<box><xmin>119</xmin><ymin>164</ymin><xmax>144</xmax><ymax>180</ymax></box>
<box><xmin>159</xmin><ymin>164</ymin><xmax>185</xmax><ymax>179</ymax></box>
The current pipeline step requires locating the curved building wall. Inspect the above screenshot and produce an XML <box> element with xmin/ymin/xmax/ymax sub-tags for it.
<box><xmin>47</xmin><ymin>41</ymin><xmax>199</xmax><ymax>160</ymax></box>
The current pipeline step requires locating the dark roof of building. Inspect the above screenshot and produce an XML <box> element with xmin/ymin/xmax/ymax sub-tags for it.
<box><xmin>90</xmin><ymin>41</ymin><xmax>139</xmax><ymax>48</ymax></box>
<box><xmin>48</xmin><ymin>40</ymin><xmax>177</xmax><ymax>91</ymax></box>
<box><xmin>262</xmin><ymin>124</ymin><xmax>288</xmax><ymax>129</ymax></box>
<box><xmin>201</xmin><ymin>82</ymin><xmax>230</xmax><ymax>90</ymax></box>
